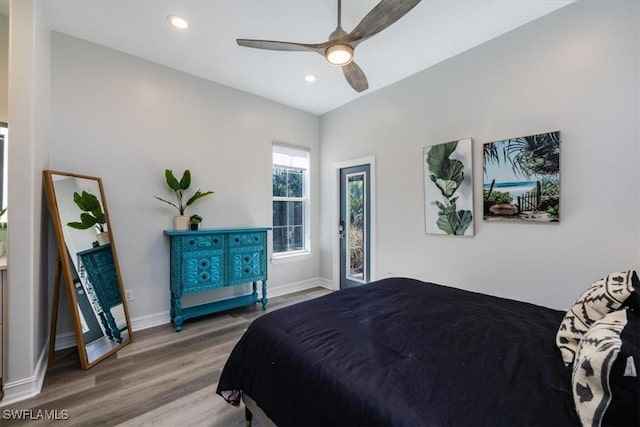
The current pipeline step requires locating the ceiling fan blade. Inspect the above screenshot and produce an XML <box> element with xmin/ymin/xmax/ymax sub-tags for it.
<box><xmin>342</xmin><ymin>61</ymin><xmax>369</xmax><ymax>92</ymax></box>
<box><xmin>346</xmin><ymin>0</ymin><xmax>421</xmax><ymax>46</ymax></box>
<box><xmin>237</xmin><ymin>39</ymin><xmax>327</xmax><ymax>55</ymax></box>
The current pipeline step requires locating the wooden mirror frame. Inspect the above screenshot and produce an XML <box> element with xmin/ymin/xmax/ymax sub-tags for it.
<box><xmin>43</xmin><ymin>170</ymin><xmax>133</xmax><ymax>369</ymax></box>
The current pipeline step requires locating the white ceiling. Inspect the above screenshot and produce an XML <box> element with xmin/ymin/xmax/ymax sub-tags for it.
<box><xmin>35</xmin><ymin>1</ymin><xmax>573</xmax><ymax>115</ymax></box>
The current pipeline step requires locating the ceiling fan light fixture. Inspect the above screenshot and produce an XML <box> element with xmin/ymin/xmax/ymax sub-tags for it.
<box><xmin>326</xmin><ymin>44</ymin><xmax>353</xmax><ymax>66</ymax></box>
<box><xmin>236</xmin><ymin>0</ymin><xmax>421</xmax><ymax>92</ymax></box>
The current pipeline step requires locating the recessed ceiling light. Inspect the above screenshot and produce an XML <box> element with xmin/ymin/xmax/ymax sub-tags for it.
<box><xmin>168</xmin><ymin>15</ymin><xmax>189</xmax><ymax>29</ymax></box>
<box><xmin>304</xmin><ymin>74</ymin><xmax>317</xmax><ymax>83</ymax></box>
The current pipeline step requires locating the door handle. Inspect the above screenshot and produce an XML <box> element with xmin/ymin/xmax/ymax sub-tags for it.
<box><xmin>339</xmin><ymin>220</ymin><xmax>345</xmax><ymax>239</ymax></box>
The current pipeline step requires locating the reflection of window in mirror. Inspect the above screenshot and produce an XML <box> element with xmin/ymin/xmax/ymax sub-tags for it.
<box><xmin>0</xmin><ymin>123</ymin><xmax>6</xmax><ymax>258</ymax></box>
<box><xmin>0</xmin><ymin>122</ymin><xmax>6</xmax><ymax>212</ymax></box>
<box><xmin>0</xmin><ymin>122</ymin><xmax>9</xmax><ymax>259</ymax></box>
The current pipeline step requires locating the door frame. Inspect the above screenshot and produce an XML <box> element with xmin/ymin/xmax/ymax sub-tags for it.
<box><xmin>331</xmin><ymin>156</ymin><xmax>376</xmax><ymax>290</ymax></box>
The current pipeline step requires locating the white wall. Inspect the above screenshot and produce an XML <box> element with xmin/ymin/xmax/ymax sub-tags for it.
<box><xmin>319</xmin><ymin>1</ymin><xmax>640</xmax><ymax>310</ymax></box>
<box><xmin>50</xmin><ymin>33</ymin><xmax>321</xmax><ymax>330</ymax></box>
<box><xmin>5</xmin><ymin>0</ymin><xmax>50</xmax><ymax>402</ymax></box>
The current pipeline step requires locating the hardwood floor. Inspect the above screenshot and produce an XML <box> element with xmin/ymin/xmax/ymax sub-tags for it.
<box><xmin>2</xmin><ymin>287</ymin><xmax>332</xmax><ymax>426</ymax></box>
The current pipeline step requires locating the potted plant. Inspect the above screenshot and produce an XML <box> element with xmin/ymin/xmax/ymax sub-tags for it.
<box><xmin>190</xmin><ymin>214</ymin><xmax>202</xmax><ymax>231</ymax></box>
<box><xmin>155</xmin><ymin>169</ymin><xmax>214</xmax><ymax>230</ymax></box>
<box><xmin>67</xmin><ymin>191</ymin><xmax>109</xmax><ymax>245</ymax></box>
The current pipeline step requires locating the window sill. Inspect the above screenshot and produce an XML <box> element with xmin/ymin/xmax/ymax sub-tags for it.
<box><xmin>271</xmin><ymin>251</ymin><xmax>312</xmax><ymax>264</ymax></box>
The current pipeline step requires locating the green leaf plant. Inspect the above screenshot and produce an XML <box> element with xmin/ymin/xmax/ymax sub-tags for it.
<box><xmin>67</xmin><ymin>191</ymin><xmax>106</xmax><ymax>233</ymax></box>
<box><xmin>427</xmin><ymin>141</ymin><xmax>473</xmax><ymax>235</ymax></box>
<box><xmin>155</xmin><ymin>169</ymin><xmax>214</xmax><ymax>216</ymax></box>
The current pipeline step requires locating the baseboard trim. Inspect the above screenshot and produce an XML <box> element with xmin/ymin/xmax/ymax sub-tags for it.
<box><xmin>268</xmin><ymin>277</ymin><xmax>329</xmax><ymax>298</ymax></box>
<box><xmin>128</xmin><ymin>277</ymin><xmax>333</xmax><ymax>330</ymax></box>
<box><xmin>4</xmin><ymin>278</ymin><xmax>333</xmax><ymax>406</ymax></box>
<box><xmin>0</xmin><ymin>341</ymin><xmax>48</xmax><ymax>407</ymax></box>
<box><xmin>316</xmin><ymin>277</ymin><xmax>335</xmax><ymax>290</ymax></box>
<box><xmin>130</xmin><ymin>310</ymin><xmax>171</xmax><ymax>332</ymax></box>
<box><xmin>53</xmin><ymin>277</ymin><xmax>332</xmax><ymax>339</ymax></box>
<box><xmin>54</xmin><ymin>331</ymin><xmax>76</xmax><ymax>352</ymax></box>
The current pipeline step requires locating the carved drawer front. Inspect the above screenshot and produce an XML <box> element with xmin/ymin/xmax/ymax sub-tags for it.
<box><xmin>182</xmin><ymin>234</ymin><xmax>225</xmax><ymax>252</ymax></box>
<box><xmin>78</xmin><ymin>245</ymin><xmax>121</xmax><ymax>310</ymax></box>
<box><xmin>182</xmin><ymin>250</ymin><xmax>224</xmax><ymax>294</ymax></box>
<box><xmin>228</xmin><ymin>232</ymin><xmax>264</xmax><ymax>247</ymax></box>
<box><xmin>229</xmin><ymin>247</ymin><xmax>265</xmax><ymax>284</ymax></box>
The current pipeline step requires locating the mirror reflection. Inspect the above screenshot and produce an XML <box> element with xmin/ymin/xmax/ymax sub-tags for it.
<box><xmin>44</xmin><ymin>171</ymin><xmax>132</xmax><ymax>368</ymax></box>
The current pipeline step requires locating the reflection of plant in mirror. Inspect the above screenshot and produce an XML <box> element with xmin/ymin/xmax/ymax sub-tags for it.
<box><xmin>67</xmin><ymin>191</ymin><xmax>106</xmax><ymax>232</ymax></box>
<box><xmin>155</xmin><ymin>169</ymin><xmax>214</xmax><ymax>215</ymax></box>
<box><xmin>427</xmin><ymin>141</ymin><xmax>472</xmax><ymax>235</ymax></box>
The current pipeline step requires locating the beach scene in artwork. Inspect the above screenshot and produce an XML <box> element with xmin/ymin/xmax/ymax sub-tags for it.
<box><xmin>483</xmin><ymin>131</ymin><xmax>560</xmax><ymax>223</ymax></box>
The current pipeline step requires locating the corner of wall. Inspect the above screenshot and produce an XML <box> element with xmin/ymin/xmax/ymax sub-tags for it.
<box><xmin>0</xmin><ymin>341</ymin><xmax>47</xmax><ymax>407</ymax></box>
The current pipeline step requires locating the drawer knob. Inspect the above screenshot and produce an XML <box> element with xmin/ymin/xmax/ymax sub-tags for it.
<box><xmin>244</xmin><ymin>267</ymin><xmax>250</xmax><ymax>274</ymax></box>
<box><xmin>213</xmin><ymin>238</ymin><xmax>219</xmax><ymax>244</ymax></box>
<box><xmin>235</xmin><ymin>237</ymin><xmax>240</xmax><ymax>243</ymax></box>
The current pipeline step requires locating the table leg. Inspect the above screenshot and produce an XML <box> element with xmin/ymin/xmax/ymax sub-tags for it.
<box><xmin>172</xmin><ymin>294</ymin><xmax>183</xmax><ymax>332</ymax></box>
<box><xmin>261</xmin><ymin>280</ymin><xmax>268</xmax><ymax>310</ymax></box>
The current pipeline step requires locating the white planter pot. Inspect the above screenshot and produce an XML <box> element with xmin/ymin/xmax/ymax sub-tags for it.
<box><xmin>174</xmin><ymin>215</ymin><xmax>190</xmax><ymax>230</ymax></box>
<box><xmin>96</xmin><ymin>232</ymin><xmax>110</xmax><ymax>246</ymax></box>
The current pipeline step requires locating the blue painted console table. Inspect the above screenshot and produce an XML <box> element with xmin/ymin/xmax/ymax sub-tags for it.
<box><xmin>164</xmin><ymin>227</ymin><xmax>271</xmax><ymax>332</ymax></box>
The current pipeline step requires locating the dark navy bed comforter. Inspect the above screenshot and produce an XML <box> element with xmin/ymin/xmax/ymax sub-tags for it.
<box><xmin>217</xmin><ymin>277</ymin><xmax>579</xmax><ymax>426</ymax></box>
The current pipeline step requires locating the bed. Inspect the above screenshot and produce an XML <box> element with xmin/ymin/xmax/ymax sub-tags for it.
<box><xmin>217</xmin><ymin>277</ymin><xmax>585</xmax><ymax>425</ymax></box>
<box><xmin>217</xmin><ymin>275</ymin><xmax>640</xmax><ymax>425</ymax></box>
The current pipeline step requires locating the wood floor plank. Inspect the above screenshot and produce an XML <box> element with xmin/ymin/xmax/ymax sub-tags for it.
<box><xmin>116</xmin><ymin>384</ymin><xmax>244</xmax><ymax>427</ymax></box>
<box><xmin>1</xmin><ymin>287</ymin><xmax>331</xmax><ymax>426</ymax></box>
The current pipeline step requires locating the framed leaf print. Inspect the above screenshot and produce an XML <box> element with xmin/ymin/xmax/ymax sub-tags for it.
<box><xmin>424</xmin><ymin>138</ymin><xmax>474</xmax><ymax>236</ymax></box>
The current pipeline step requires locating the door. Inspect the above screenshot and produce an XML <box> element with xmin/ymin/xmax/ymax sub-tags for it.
<box><xmin>339</xmin><ymin>165</ymin><xmax>370</xmax><ymax>289</ymax></box>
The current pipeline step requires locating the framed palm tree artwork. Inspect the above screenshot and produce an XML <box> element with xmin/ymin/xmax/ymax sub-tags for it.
<box><xmin>423</xmin><ymin>138</ymin><xmax>474</xmax><ymax>236</ymax></box>
<box><xmin>483</xmin><ymin>131</ymin><xmax>560</xmax><ymax>223</ymax></box>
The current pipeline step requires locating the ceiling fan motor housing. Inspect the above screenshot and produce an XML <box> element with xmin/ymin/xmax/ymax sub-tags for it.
<box><xmin>326</xmin><ymin>44</ymin><xmax>354</xmax><ymax>66</ymax></box>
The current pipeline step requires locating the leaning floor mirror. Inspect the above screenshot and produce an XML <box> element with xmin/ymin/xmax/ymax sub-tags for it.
<box><xmin>43</xmin><ymin>170</ymin><xmax>133</xmax><ymax>369</ymax></box>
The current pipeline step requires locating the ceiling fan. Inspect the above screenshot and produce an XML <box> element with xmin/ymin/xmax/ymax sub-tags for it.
<box><xmin>236</xmin><ymin>0</ymin><xmax>421</xmax><ymax>93</ymax></box>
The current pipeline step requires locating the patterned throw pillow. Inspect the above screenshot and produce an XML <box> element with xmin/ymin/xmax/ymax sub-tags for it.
<box><xmin>572</xmin><ymin>309</ymin><xmax>639</xmax><ymax>427</ymax></box>
<box><xmin>557</xmin><ymin>270</ymin><xmax>639</xmax><ymax>367</ymax></box>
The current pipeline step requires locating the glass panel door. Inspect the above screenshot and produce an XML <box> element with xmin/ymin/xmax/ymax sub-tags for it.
<box><xmin>339</xmin><ymin>165</ymin><xmax>370</xmax><ymax>289</ymax></box>
<box><xmin>346</xmin><ymin>173</ymin><xmax>365</xmax><ymax>282</ymax></box>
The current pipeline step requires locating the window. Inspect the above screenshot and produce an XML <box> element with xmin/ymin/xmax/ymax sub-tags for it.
<box><xmin>0</xmin><ymin>123</ymin><xmax>6</xmax><ymax>212</ymax></box>
<box><xmin>272</xmin><ymin>143</ymin><xmax>310</xmax><ymax>257</ymax></box>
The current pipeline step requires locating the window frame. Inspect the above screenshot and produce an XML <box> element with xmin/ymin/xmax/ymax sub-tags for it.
<box><xmin>0</xmin><ymin>122</ymin><xmax>7</xmax><ymax>213</ymax></box>
<box><xmin>271</xmin><ymin>143</ymin><xmax>311</xmax><ymax>262</ymax></box>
